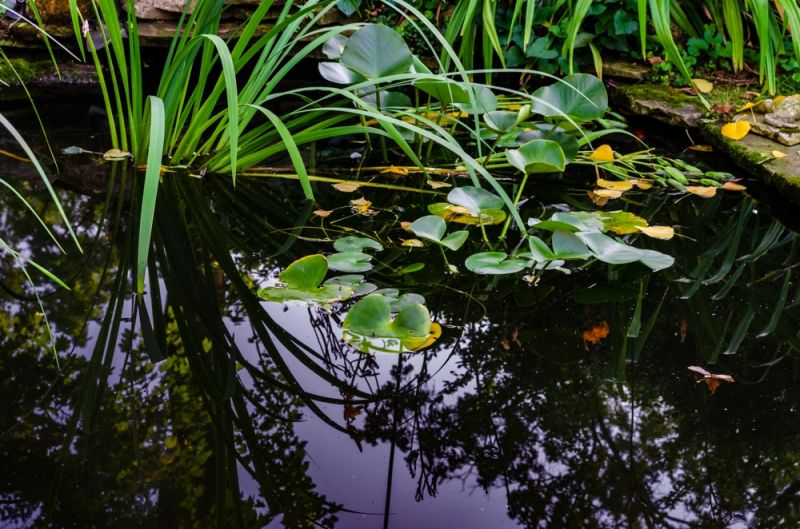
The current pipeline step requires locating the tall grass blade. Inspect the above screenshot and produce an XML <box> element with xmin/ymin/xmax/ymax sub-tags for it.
<box><xmin>137</xmin><ymin>96</ymin><xmax>165</xmax><ymax>295</ymax></box>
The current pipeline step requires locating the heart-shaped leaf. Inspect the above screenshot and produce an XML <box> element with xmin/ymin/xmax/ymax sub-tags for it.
<box><xmin>279</xmin><ymin>254</ymin><xmax>327</xmax><ymax>290</ymax></box>
<box><xmin>552</xmin><ymin>230</ymin><xmax>591</xmax><ymax>259</ymax></box>
<box><xmin>465</xmin><ymin>252</ymin><xmax>528</xmax><ymax>274</ymax></box>
<box><xmin>409</xmin><ymin>215</ymin><xmax>446</xmax><ymax>242</ymax></box>
<box><xmin>530</xmin><ymin>73</ymin><xmax>608</xmax><ymax>121</ymax></box>
<box><xmin>372</xmin><ymin>288</ymin><xmax>426</xmax><ymax>311</ymax></box>
<box><xmin>318</xmin><ymin>62</ymin><xmax>366</xmax><ymax>85</ymax></box>
<box><xmin>506</xmin><ymin>139</ymin><xmax>567</xmax><ymax>174</ymax></box>
<box><xmin>258</xmin><ymin>255</ymin><xmax>356</xmax><ymax>304</ymax></box>
<box><xmin>334</xmin><ymin>236</ymin><xmax>384</xmax><ymax>253</ymax></box>
<box><xmin>447</xmin><ymin>186</ymin><xmax>505</xmax><ymax>214</ymax></box>
<box><xmin>340</xmin><ymin>24</ymin><xmax>413</xmax><ymax>79</ymax></box>
<box><xmin>720</xmin><ymin>121</ymin><xmax>750</xmax><ymax>141</ymax></box>
<box><xmin>576</xmin><ymin>231</ymin><xmax>674</xmax><ymax>270</ymax></box>
<box><xmin>327</xmin><ymin>251</ymin><xmax>373</xmax><ymax>272</ymax></box>
<box><xmin>483</xmin><ymin>111</ymin><xmax>519</xmax><ymax>132</ymax></box>
<box><xmin>342</xmin><ymin>293</ymin><xmax>433</xmax><ymax>353</ymax></box>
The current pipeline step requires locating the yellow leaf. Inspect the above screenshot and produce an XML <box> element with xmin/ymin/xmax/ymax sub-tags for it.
<box><xmin>405</xmin><ymin>322</ymin><xmax>442</xmax><ymax>351</ymax></box>
<box><xmin>721</xmin><ymin>181</ymin><xmax>747</xmax><ymax>191</ymax></box>
<box><xmin>400</xmin><ymin>221</ymin><xmax>412</xmax><ymax>231</ymax></box>
<box><xmin>313</xmin><ymin>210</ymin><xmax>332</xmax><ymax>218</ymax></box>
<box><xmin>103</xmin><ymin>148</ymin><xmax>133</xmax><ymax>161</ymax></box>
<box><xmin>590</xmin><ymin>144</ymin><xmax>614</xmax><ymax>162</ymax></box>
<box><xmin>636</xmin><ymin>225</ymin><xmax>675</xmax><ymax>240</ymax></box>
<box><xmin>592</xmin><ymin>188</ymin><xmax>623</xmax><ymax>199</ymax></box>
<box><xmin>771</xmin><ymin>150</ymin><xmax>788</xmax><ymax>158</ymax></box>
<box><xmin>688</xmin><ymin>144</ymin><xmax>713</xmax><ymax>152</ymax></box>
<box><xmin>350</xmin><ymin>197</ymin><xmax>374</xmax><ymax>214</ymax></box>
<box><xmin>720</xmin><ymin>121</ymin><xmax>750</xmax><ymax>141</ymax></box>
<box><xmin>773</xmin><ymin>95</ymin><xmax>786</xmax><ymax>105</ymax></box>
<box><xmin>448</xmin><ymin>205</ymin><xmax>472</xmax><ymax>215</ymax></box>
<box><xmin>587</xmin><ymin>191</ymin><xmax>608</xmax><ymax>206</ymax></box>
<box><xmin>692</xmin><ymin>78</ymin><xmax>714</xmax><ymax>93</ymax></box>
<box><xmin>736</xmin><ymin>102</ymin><xmax>756</xmax><ymax>112</ymax></box>
<box><xmin>426</xmin><ymin>179</ymin><xmax>452</xmax><ymax>189</ymax></box>
<box><xmin>634</xmin><ymin>179</ymin><xmax>653</xmax><ymax>190</ymax></box>
<box><xmin>380</xmin><ymin>165</ymin><xmax>411</xmax><ymax>176</ymax></box>
<box><xmin>685</xmin><ymin>186</ymin><xmax>718</xmax><ymax>198</ymax></box>
<box><xmin>332</xmin><ymin>181</ymin><xmax>361</xmax><ymax>192</ymax></box>
<box><xmin>402</xmin><ymin>239</ymin><xmax>424</xmax><ymax>247</ymax></box>
<box><xmin>596</xmin><ymin>178</ymin><xmax>633</xmax><ymax>191</ymax></box>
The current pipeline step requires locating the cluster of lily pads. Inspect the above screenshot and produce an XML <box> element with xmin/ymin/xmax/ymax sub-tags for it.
<box><xmin>258</xmin><ymin>240</ymin><xmax>439</xmax><ymax>354</ymax></box>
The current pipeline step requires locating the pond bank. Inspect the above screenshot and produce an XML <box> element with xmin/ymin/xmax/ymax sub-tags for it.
<box><xmin>609</xmin><ymin>78</ymin><xmax>800</xmax><ymax>202</ymax></box>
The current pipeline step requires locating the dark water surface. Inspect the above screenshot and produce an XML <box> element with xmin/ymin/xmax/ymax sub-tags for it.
<box><xmin>1</xmin><ymin>105</ymin><xmax>799</xmax><ymax>528</ymax></box>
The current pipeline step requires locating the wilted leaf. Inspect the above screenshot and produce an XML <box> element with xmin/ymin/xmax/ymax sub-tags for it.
<box><xmin>771</xmin><ymin>150</ymin><xmax>788</xmax><ymax>158</ymax></box>
<box><xmin>692</xmin><ymin>78</ymin><xmax>714</xmax><ymax>93</ymax></box>
<box><xmin>688</xmin><ymin>144</ymin><xmax>713</xmax><ymax>152</ymax></box>
<box><xmin>688</xmin><ymin>365</ymin><xmax>735</xmax><ymax>395</ymax></box>
<box><xmin>721</xmin><ymin>181</ymin><xmax>746</xmax><ymax>191</ymax></box>
<box><xmin>400</xmin><ymin>221</ymin><xmax>412</xmax><ymax>230</ymax></box>
<box><xmin>103</xmin><ymin>148</ymin><xmax>133</xmax><ymax>161</ymax></box>
<box><xmin>720</xmin><ymin>121</ymin><xmax>750</xmax><ymax>141</ymax></box>
<box><xmin>332</xmin><ymin>181</ymin><xmax>362</xmax><ymax>192</ymax></box>
<box><xmin>582</xmin><ymin>321</ymin><xmax>609</xmax><ymax>350</ymax></box>
<box><xmin>596</xmin><ymin>178</ymin><xmax>633</xmax><ymax>191</ymax></box>
<box><xmin>773</xmin><ymin>95</ymin><xmax>786</xmax><ymax>105</ymax></box>
<box><xmin>350</xmin><ymin>197</ymin><xmax>375</xmax><ymax>215</ymax></box>
<box><xmin>426</xmin><ymin>179</ymin><xmax>452</xmax><ymax>189</ymax></box>
<box><xmin>634</xmin><ymin>179</ymin><xmax>653</xmax><ymax>190</ymax></box>
<box><xmin>402</xmin><ymin>239</ymin><xmax>424</xmax><ymax>247</ymax></box>
<box><xmin>714</xmin><ymin>103</ymin><xmax>734</xmax><ymax>114</ymax></box>
<box><xmin>685</xmin><ymin>186</ymin><xmax>717</xmax><ymax>198</ymax></box>
<box><xmin>736</xmin><ymin>102</ymin><xmax>756</xmax><ymax>112</ymax></box>
<box><xmin>313</xmin><ymin>210</ymin><xmax>333</xmax><ymax>218</ymax></box>
<box><xmin>588</xmin><ymin>191</ymin><xmax>609</xmax><ymax>206</ymax></box>
<box><xmin>590</xmin><ymin>144</ymin><xmax>614</xmax><ymax>162</ymax></box>
<box><xmin>636</xmin><ymin>225</ymin><xmax>674</xmax><ymax>239</ymax></box>
<box><xmin>380</xmin><ymin>165</ymin><xmax>411</xmax><ymax>175</ymax></box>
<box><xmin>592</xmin><ymin>188</ymin><xmax>623</xmax><ymax>199</ymax></box>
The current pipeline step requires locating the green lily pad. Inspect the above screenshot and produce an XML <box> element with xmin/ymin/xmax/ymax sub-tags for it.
<box><xmin>551</xmin><ymin>230</ymin><xmax>591</xmax><ymax>259</ymax></box>
<box><xmin>324</xmin><ymin>274</ymin><xmax>377</xmax><ymax>296</ymax></box>
<box><xmin>576</xmin><ymin>231</ymin><xmax>674</xmax><ymax>271</ymax></box>
<box><xmin>506</xmin><ymin>139</ymin><xmax>567</xmax><ymax>175</ymax></box>
<box><xmin>257</xmin><ymin>254</ymin><xmax>356</xmax><ymax>304</ymax></box>
<box><xmin>327</xmin><ymin>251</ymin><xmax>373</xmax><ymax>273</ymax></box>
<box><xmin>342</xmin><ymin>293</ymin><xmax>433</xmax><ymax>353</ymax></box>
<box><xmin>408</xmin><ymin>215</ymin><xmax>469</xmax><ymax>251</ymax></box>
<box><xmin>483</xmin><ymin>111</ymin><xmax>519</xmax><ymax>132</ymax></box>
<box><xmin>428</xmin><ymin>202</ymin><xmax>507</xmax><ymax>226</ymax></box>
<box><xmin>530</xmin><ymin>73</ymin><xmax>608</xmax><ymax>121</ymax></box>
<box><xmin>465</xmin><ymin>252</ymin><xmax>528</xmax><ymax>275</ymax></box>
<box><xmin>334</xmin><ymin>236</ymin><xmax>384</xmax><ymax>253</ymax></box>
<box><xmin>340</xmin><ymin>24</ymin><xmax>413</xmax><ymax>79</ymax></box>
<box><xmin>373</xmin><ymin>288</ymin><xmax>426</xmax><ymax>311</ymax></box>
<box><xmin>515</xmin><ymin>127</ymin><xmax>579</xmax><ymax>161</ymax></box>
<box><xmin>447</xmin><ymin>186</ymin><xmax>505</xmax><ymax>214</ymax></box>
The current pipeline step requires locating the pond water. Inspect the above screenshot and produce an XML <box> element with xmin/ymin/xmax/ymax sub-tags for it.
<box><xmin>1</xmin><ymin>100</ymin><xmax>799</xmax><ymax>529</ymax></box>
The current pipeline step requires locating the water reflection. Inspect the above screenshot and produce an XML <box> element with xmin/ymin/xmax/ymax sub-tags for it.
<box><xmin>0</xmin><ymin>156</ymin><xmax>799</xmax><ymax>528</ymax></box>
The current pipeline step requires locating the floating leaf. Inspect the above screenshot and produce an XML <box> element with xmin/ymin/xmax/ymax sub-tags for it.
<box><xmin>721</xmin><ymin>181</ymin><xmax>747</xmax><ymax>191</ymax></box>
<box><xmin>342</xmin><ymin>293</ymin><xmax>433</xmax><ymax>354</ymax></box>
<box><xmin>582</xmin><ymin>321</ymin><xmax>609</xmax><ymax>349</ymax></box>
<box><xmin>464</xmin><ymin>252</ymin><xmax>528</xmax><ymax>275</ymax></box>
<box><xmin>688</xmin><ymin>144</ymin><xmax>713</xmax><ymax>152</ymax></box>
<box><xmin>404</xmin><ymin>322</ymin><xmax>442</xmax><ymax>351</ymax></box>
<box><xmin>332</xmin><ymin>181</ymin><xmax>362</xmax><ymax>192</ymax></box>
<box><xmin>447</xmin><ymin>186</ymin><xmax>505</xmax><ymax>214</ymax></box>
<box><xmin>576</xmin><ymin>231</ymin><xmax>675</xmax><ymax>270</ymax></box>
<box><xmin>636</xmin><ymin>225</ymin><xmax>675</xmax><ymax>239</ymax></box>
<box><xmin>634</xmin><ymin>179</ymin><xmax>653</xmax><ymax>190</ymax></box>
<box><xmin>349</xmin><ymin>197</ymin><xmax>373</xmax><ymax>214</ymax></box>
<box><xmin>720</xmin><ymin>121</ymin><xmax>750</xmax><ymax>141</ymax></box>
<box><xmin>426</xmin><ymin>179</ymin><xmax>452</xmax><ymax>189</ymax></box>
<box><xmin>372</xmin><ymin>288</ymin><xmax>426</xmax><ymax>311</ymax></box>
<box><xmin>402</xmin><ymin>239</ymin><xmax>424</xmax><ymax>247</ymax></box>
<box><xmin>334</xmin><ymin>236</ymin><xmax>383</xmax><ymax>253</ymax></box>
<box><xmin>596</xmin><ymin>178</ymin><xmax>633</xmax><ymax>191</ymax></box>
<box><xmin>313</xmin><ymin>209</ymin><xmax>333</xmax><ymax>218</ymax></box>
<box><xmin>590</xmin><ymin>144</ymin><xmax>614</xmax><ymax>162</ymax></box>
<box><xmin>327</xmin><ymin>251</ymin><xmax>373</xmax><ymax>272</ymax></box>
<box><xmin>103</xmin><ymin>148</ymin><xmax>133</xmax><ymax>161</ymax></box>
<box><xmin>591</xmin><ymin>189</ymin><xmax>623</xmax><ymax>199</ymax></box>
<box><xmin>257</xmin><ymin>254</ymin><xmax>355</xmax><ymax>304</ymax></box>
<box><xmin>604</xmin><ymin>211</ymin><xmax>648</xmax><ymax>235</ymax></box>
<box><xmin>691</xmin><ymin>78</ymin><xmax>714</xmax><ymax>93</ymax></box>
<box><xmin>686</xmin><ymin>185</ymin><xmax>718</xmax><ymax>198</ymax></box>
<box><xmin>380</xmin><ymin>165</ymin><xmax>411</xmax><ymax>175</ymax></box>
<box><xmin>688</xmin><ymin>365</ymin><xmax>735</xmax><ymax>395</ymax></box>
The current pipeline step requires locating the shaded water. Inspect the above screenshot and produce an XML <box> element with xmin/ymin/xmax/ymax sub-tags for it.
<box><xmin>1</xmin><ymin>103</ymin><xmax>799</xmax><ymax>529</ymax></box>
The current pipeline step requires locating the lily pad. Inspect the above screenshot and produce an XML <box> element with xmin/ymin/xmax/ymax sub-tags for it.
<box><xmin>327</xmin><ymin>251</ymin><xmax>373</xmax><ymax>272</ymax></box>
<box><xmin>530</xmin><ymin>73</ymin><xmax>608</xmax><ymax>121</ymax></box>
<box><xmin>408</xmin><ymin>215</ymin><xmax>469</xmax><ymax>251</ymax></box>
<box><xmin>257</xmin><ymin>254</ymin><xmax>356</xmax><ymax>304</ymax></box>
<box><xmin>576</xmin><ymin>231</ymin><xmax>674</xmax><ymax>271</ymax></box>
<box><xmin>340</xmin><ymin>24</ymin><xmax>413</xmax><ymax>79</ymax></box>
<box><xmin>465</xmin><ymin>252</ymin><xmax>528</xmax><ymax>275</ymax></box>
<box><xmin>506</xmin><ymin>139</ymin><xmax>567</xmax><ymax>174</ymax></box>
<box><xmin>373</xmin><ymin>288</ymin><xmax>426</xmax><ymax>311</ymax></box>
<box><xmin>334</xmin><ymin>236</ymin><xmax>384</xmax><ymax>253</ymax></box>
<box><xmin>342</xmin><ymin>293</ymin><xmax>434</xmax><ymax>353</ymax></box>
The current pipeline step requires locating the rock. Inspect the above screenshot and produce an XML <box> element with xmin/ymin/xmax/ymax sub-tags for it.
<box><xmin>132</xmin><ymin>0</ymin><xmax>198</xmax><ymax>20</ymax></box>
<box><xmin>609</xmin><ymin>83</ymin><xmax>705</xmax><ymax>128</ymax></box>
<box><xmin>603</xmin><ymin>61</ymin><xmax>650</xmax><ymax>81</ymax></box>
<box><xmin>701</xmin><ymin>123</ymin><xmax>800</xmax><ymax>202</ymax></box>
<box><xmin>734</xmin><ymin>95</ymin><xmax>800</xmax><ymax>146</ymax></box>
<box><xmin>34</xmin><ymin>0</ymin><xmax>91</xmax><ymax>23</ymax></box>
